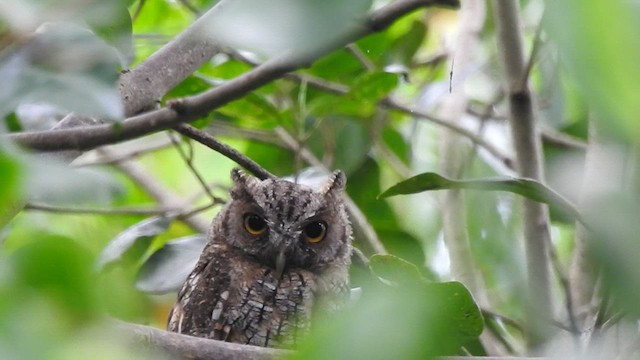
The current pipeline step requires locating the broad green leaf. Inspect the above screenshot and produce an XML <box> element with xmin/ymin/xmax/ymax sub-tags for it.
<box><xmin>349</xmin><ymin>72</ymin><xmax>398</xmax><ymax>101</ymax></box>
<box><xmin>96</xmin><ymin>216</ymin><xmax>174</xmax><ymax>271</ymax></box>
<box><xmin>135</xmin><ymin>234</ymin><xmax>207</xmax><ymax>294</ymax></box>
<box><xmin>3</xmin><ymin>112</ymin><xmax>22</xmax><ymax>132</ymax></box>
<box><xmin>9</xmin><ymin>235</ymin><xmax>99</xmax><ymax>322</ymax></box>
<box><xmin>304</xmin><ymin>117</ymin><xmax>370</xmax><ymax>175</ymax></box>
<box><xmin>379</xmin><ymin>172</ymin><xmax>582</xmax><ymax>223</ymax></box>
<box><xmin>383</xmin><ymin>125</ymin><xmax>410</xmax><ymax>163</ymax></box>
<box><xmin>0</xmin><ymin>149</ymin><xmax>23</xmax><ymax>231</ymax></box>
<box><xmin>216</xmin><ymin>93</ymin><xmax>282</xmax><ymax>129</ymax></box>
<box><xmin>544</xmin><ymin>0</ymin><xmax>640</xmax><ymax>140</ymax></box>
<box><xmin>384</xmin><ymin>20</ymin><xmax>427</xmax><ymax>70</ymax></box>
<box><xmin>295</xmin><ymin>280</ymin><xmax>483</xmax><ymax>360</ymax></box>
<box><xmin>164</xmin><ymin>75</ymin><xmax>211</xmax><ymax>99</ymax></box>
<box><xmin>348</xmin><ymin>158</ymin><xmax>425</xmax><ymax>265</ymax></box>
<box><xmin>369</xmin><ymin>254</ymin><xmax>424</xmax><ymax>285</ymax></box>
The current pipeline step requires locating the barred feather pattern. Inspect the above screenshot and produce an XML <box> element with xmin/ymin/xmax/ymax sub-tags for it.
<box><xmin>168</xmin><ymin>170</ymin><xmax>352</xmax><ymax>348</ymax></box>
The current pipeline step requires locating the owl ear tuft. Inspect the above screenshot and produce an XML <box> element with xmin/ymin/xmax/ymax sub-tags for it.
<box><xmin>322</xmin><ymin>170</ymin><xmax>346</xmax><ymax>195</ymax></box>
<box><xmin>230</xmin><ymin>169</ymin><xmax>260</xmax><ymax>198</ymax></box>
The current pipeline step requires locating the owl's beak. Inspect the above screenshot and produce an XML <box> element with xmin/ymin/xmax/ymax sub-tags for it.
<box><xmin>274</xmin><ymin>249</ymin><xmax>286</xmax><ymax>279</ymax></box>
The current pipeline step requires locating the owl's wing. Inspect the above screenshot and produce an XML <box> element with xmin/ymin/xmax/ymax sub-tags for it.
<box><xmin>167</xmin><ymin>242</ymin><xmax>226</xmax><ymax>336</ymax></box>
<box><xmin>167</xmin><ymin>260</ymin><xmax>205</xmax><ymax>333</ymax></box>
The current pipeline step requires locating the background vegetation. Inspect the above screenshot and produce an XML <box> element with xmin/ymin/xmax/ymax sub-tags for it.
<box><xmin>1</xmin><ymin>0</ymin><xmax>639</xmax><ymax>359</ymax></box>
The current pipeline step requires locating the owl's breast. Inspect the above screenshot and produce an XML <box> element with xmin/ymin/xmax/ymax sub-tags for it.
<box><xmin>224</xmin><ymin>264</ymin><xmax>317</xmax><ymax>347</ymax></box>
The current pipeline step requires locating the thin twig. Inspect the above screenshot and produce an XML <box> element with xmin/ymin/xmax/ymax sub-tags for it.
<box><xmin>168</xmin><ymin>131</ymin><xmax>220</xmax><ymax>204</ymax></box>
<box><xmin>380</xmin><ymin>97</ymin><xmax>514</xmax><ymax>169</ymax></box>
<box><xmin>232</xmin><ymin>50</ymin><xmax>514</xmax><ymax>169</ymax></box>
<box><xmin>177</xmin><ymin>0</ymin><xmax>200</xmax><ymax>16</ymax></box>
<box><xmin>172</xmin><ymin>124</ymin><xmax>275</xmax><ymax>180</ymax></box>
<box><xmin>24</xmin><ymin>203</ymin><xmax>179</xmax><ymax>216</ymax></box>
<box><xmin>345</xmin><ymin>43</ymin><xmax>376</xmax><ymax>71</ymax></box>
<box><xmin>108</xmin><ymin>152</ymin><xmax>211</xmax><ymax>233</ymax></box>
<box><xmin>548</xmin><ymin>243</ymin><xmax>579</xmax><ymax>336</ymax></box>
<box><xmin>131</xmin><ymin>0</ymin><xmax>147</xmax><ymax>22</ymax></box>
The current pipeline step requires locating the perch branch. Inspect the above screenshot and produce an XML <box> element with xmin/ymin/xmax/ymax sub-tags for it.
<box><xmin>116</xmin><ymin>320</ymin><xmax>289</xmax><ymax>360</ymax></box>
<box><xmin>114</xmin><ymin>320</ymin><xmax>545</xmax><ymax>360</ymax></box>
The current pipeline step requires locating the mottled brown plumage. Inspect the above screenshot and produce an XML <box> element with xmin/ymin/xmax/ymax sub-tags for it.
<box><xmin>168</xmin><ymin>169</ymin><xmax>352</xmax><ymax>347</ymax></box>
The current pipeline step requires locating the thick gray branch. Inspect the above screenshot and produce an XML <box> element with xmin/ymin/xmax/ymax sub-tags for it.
<box><xmin>8</xmin><ymin>0</ymin><xmax>459</xmax><ymax>153</ymax></box>
<box><xmin>116</xmin><ymin>321</ymin><xmax>289</xmax><ymax>360</ymax></box>
<box><xmin>115</xmin><ymin>320</ymin><xmax>546</xmax><ymax>360</ymax></box>
<box><xmin>119</xmin><ymin>7</ymin><xmax>226</xmax><ymax>116</ymax></box>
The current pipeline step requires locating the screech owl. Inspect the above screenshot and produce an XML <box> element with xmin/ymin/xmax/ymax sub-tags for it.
<box><xmin>168</xmin><ymin>169</ymin><xmax>352</xmax><ymax>347</ymax></box>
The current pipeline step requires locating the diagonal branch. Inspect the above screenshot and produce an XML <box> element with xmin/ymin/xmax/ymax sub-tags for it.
<box><xmin>8</xmin><ymin>0</ymin><xmax>459</xmax><ymax>153</ymax></box>
<box><xmin>173</xmin><ymin>124</ymin><xmax>276</xmax><ymax>180</ymax></box>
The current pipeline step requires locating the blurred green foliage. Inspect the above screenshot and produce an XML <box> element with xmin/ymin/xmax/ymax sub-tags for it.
<box><xmin>0</xmin><ymin>0</ymin><xmax>639</xmax><ymax>358</ymax></box>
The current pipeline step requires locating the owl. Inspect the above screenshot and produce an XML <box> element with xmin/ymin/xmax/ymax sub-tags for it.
<box><xmin>168</xmin><ymin>169</ymin><xmax>352</xmax><ymax>347</ymax></box>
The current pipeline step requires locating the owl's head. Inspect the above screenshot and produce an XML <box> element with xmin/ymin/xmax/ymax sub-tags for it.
<box><xmin>212</xmin><ymin>169</ymin><xmax>352</xmax><ymax>276</ymax></box>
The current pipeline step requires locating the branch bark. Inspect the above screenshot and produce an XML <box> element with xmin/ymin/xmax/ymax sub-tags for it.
<box><xmin>173</xmin><ymin>124</ymin><xmax>276</xmax><ymax>180</ymax></box>
<box><xmin>115</xmin><ymin>319</ymin><xmax>547</xmax><ymax>360</ymax></box>
<box><xmin>119</xmin><ymin>6</ymin><xmax>224</xmax><ymax>116</ymax></box>
<box><xmin>492</xmin><ymin>0</ymin><xmax>554</xmax><ymax>348</ymax></box>
<box><xmin>8</xmin><ymin>0</ymin><xmax>459</xmax><ymax>153</ymax></box>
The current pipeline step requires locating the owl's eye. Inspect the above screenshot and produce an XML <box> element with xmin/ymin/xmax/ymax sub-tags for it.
<box><xmin>244</xmin><ymin>214</ymin><xmax>267</xmax><ymax>235</ymax></box>
<box><xmin>303</xmin><ymin>221</ymin><xmax>327</xmax><ymax>243</ymax></box>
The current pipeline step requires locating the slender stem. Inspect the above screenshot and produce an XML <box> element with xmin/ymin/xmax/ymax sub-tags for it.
<box><xmin>173</xmin><ymin>124</ymin><xmax>275</xmax><ymax>180</ymax></box>
<box><xmin>492</xmin><ymin>0</ymin><xmax>554</xmax><ymax>348</ymax></box>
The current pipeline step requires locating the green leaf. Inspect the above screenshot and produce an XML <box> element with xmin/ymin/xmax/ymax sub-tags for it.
<box><xmin>135</xmin><ymin>234</ymin><xmax>207</xmax><ymax>294</ymax></box>
<box><xmin>349</xmin><ymin>72</ymin><xmax>398</xmax><ymax>101</ymax></box>
<box><xmin>10</xmin><ymin>235</ymin><xmax>99</xmax><ymax>322</ymax></box>
<box><xmin>0</xmin><ymin>149</ymin><xmax>23</xmax><ymax>231</ymax></box>
<box><xmin>385</xmin><ymin>20</ymin><xmax>427</xmax><ymax>69</ymax></box>
<box><xmin>369</xmin><ymin>254</ymin><xmax>424</xmax><ymax>285</ymax></box>
<box><xmin>95</xmin><ymin>216</ymin><xmax>174</xmax><ymax>271</ymax></box>
<box><xmin>164</xmin><ymin>75</ymin><xmax>211</xmax><ymax>99</ymax></box>
<box><xmin>545</xmin><ymin>0</ymin><xmax>640</xmax><ymax>140</ymax></box>
<box><xmin>379</xmin><ymin>172</ymin><xmax>582</xmax><ymax>223</ymax></box>
<box><xmin>3</xmin><ymin>112</ymin><xmax>22</xmax><ymax>132</ymax></box>
<box><xmin>216</xmin><ymin>93</ymin><xmax>282</xmax><ymax>129</ymax></box>
<box><xmin>295</xmin><ymin>280</ymin><xmax>483</xmax><ymax>360</ymax></box>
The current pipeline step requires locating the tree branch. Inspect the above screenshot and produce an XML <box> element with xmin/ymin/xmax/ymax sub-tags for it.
<box><xmin>8</xmin><ymin>0</ymin><xmax>460</xmax><ymax>153</ymax></box>
<box><xmin>107</xmin><ymin>152</ymin><xmax>211</xmax><ymax>233</ymax></box>
<box><xmin>492</xmin><ymin>0</ymin><xmax>554</xmax><ymax>347</ymax></box>
<box><xmin>114</xmin><ymin>320</ymin><xmax>546</xmax><ymax>360</ymax></box>
<box><xmin>173</xmin><ymin>124</ymin><xmax>275</xmax><ymax>180</ymax></box>
<box><xmin>116</xmin><ymin>320</ymin><xmax>289</xmax><ymax>360</ymax></box>
<box><xmin>119</xmin><ymin>4</ymin><xmax>226</xmax><ymax>116</ymax></box>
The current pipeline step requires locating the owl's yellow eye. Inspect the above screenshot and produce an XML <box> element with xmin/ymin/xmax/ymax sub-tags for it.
<box><xmin>303</xmin><ymin>221</ymin><xmax>327</xmax><ymax>243</ymax></box>
<box><xmin>244</xmin><ymin>214</ymin><xmax>267</xmax><ymax>235</ymax></box>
